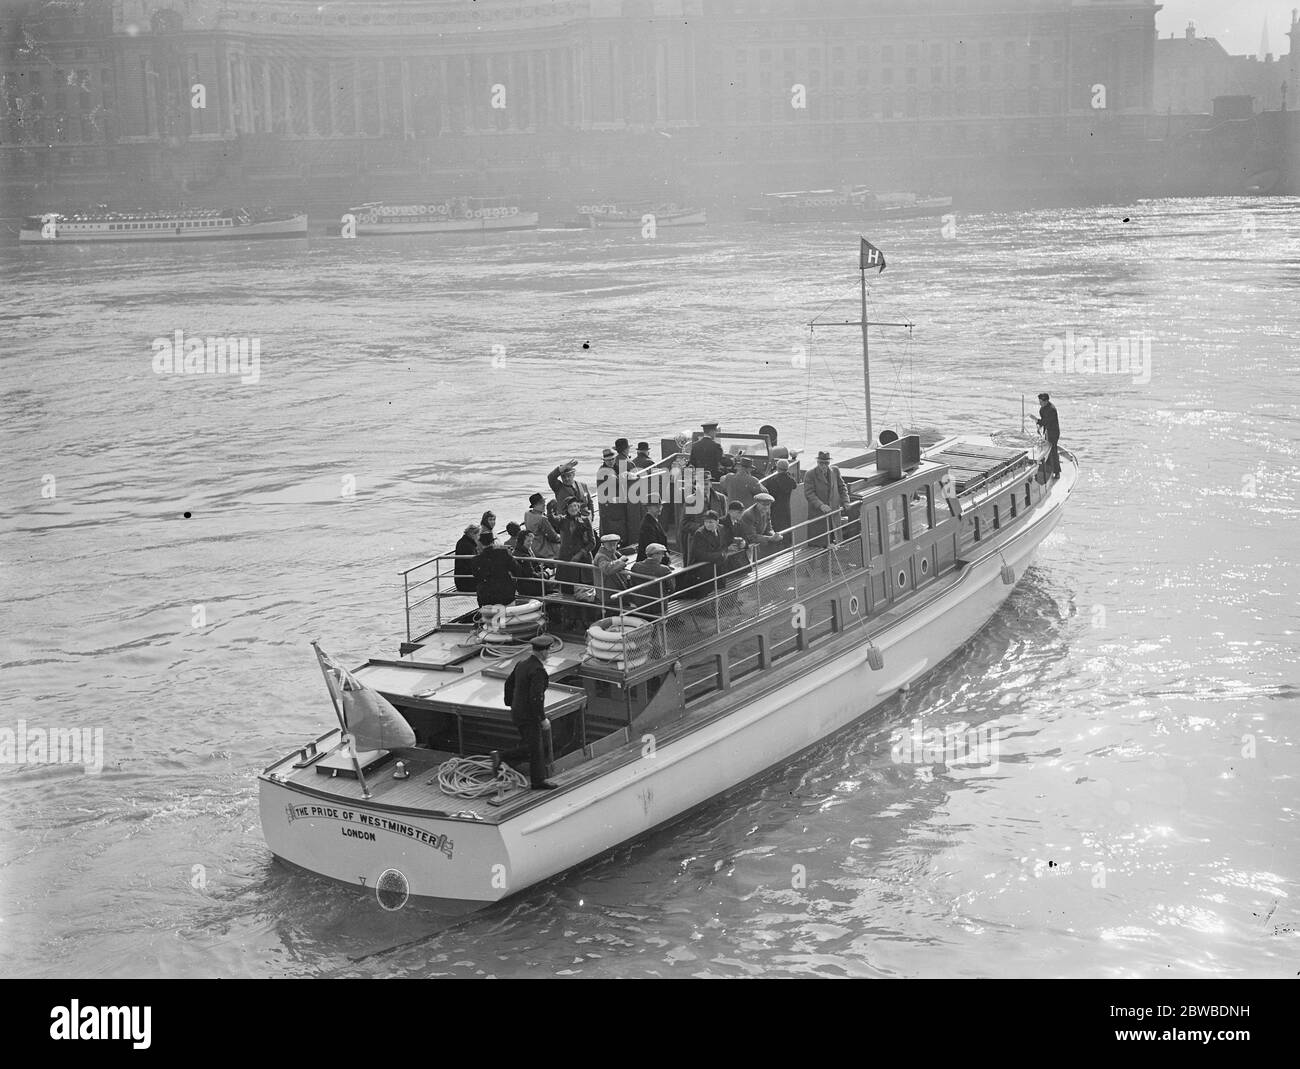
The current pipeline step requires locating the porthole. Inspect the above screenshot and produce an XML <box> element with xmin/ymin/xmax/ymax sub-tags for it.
<box><xmin>920</xmin><ymin>557</ymin><xmax>929</xmax><ymax>575</ymax></box>
<box><xmin>897</xmin><ymin>569</ymin><xmax>908</xmax><ymax>588</ymax></box>
<box><xmin>848</xmin><ymin>595</ymin><xmax>860</xmax><ymax>616</ymax></box>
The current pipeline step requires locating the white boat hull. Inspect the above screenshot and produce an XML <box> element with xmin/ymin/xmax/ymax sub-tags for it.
<box><xmin>354</xmin><ymin>211</ymin><xmax>539</xmax><ymax>236</ymax></box>
<box><xmin>586</xmin><ymin>209</ymin><xmax>707</xmax><ymax>229</ymax></box>
<box><xmin>260</xmin><ymin>457</ymin><xmax>1073</xmax><ymax>905</ymax></box>
<box><xmin>18</xmin><ymin>214</ymin><xmax>309</xmax><ymax>243</ymax></box>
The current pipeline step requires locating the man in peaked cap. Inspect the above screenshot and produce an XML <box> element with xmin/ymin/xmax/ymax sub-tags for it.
<box><xmin>688</xmin><ymin>421</ymin><xmax>724</xmax><ymax>481</ymax></box>
<box><xmin>504</xmin><ymin>635</ymin><xmax>557</xmax><ymax>790</ymax></box>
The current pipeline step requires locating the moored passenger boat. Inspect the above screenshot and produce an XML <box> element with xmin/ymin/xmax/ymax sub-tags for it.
<box><xmin>258</xmin><ymin>240</ymin><xmax>1075</xmax><ymax>910</ymax></box>
<box><xmin>347</xmin><ymin>196</ymin><xmax>539</xmax><ymax>235</ymax></box>
<box><xmin>18</xmin><ymin>206</ymin><xmax>308</xmax><ymax>243</ymax></box>
<box><xmin>746</xmin><ymin>186</ymin><xmax>953</xmax><ymax>223</ymax></box>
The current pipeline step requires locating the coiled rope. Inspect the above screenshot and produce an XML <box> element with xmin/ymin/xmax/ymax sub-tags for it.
<box><xmin>436</xmin><ymin>755</ymin><xmax>529</xmax><ymax>798</ymax></box>
<box><xmin>478</xmin><ymin>634</ymin><xmax>564</xmax><ymax>660</ymax></box>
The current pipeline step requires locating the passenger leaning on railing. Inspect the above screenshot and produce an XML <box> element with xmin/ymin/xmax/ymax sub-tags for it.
<box><xmin>628</xmin><ymin>543</ymin><xmax>674</xmax><ymax>617</ymax></box>
<box><xmin>683</xmin><ymin>510</ymin><xmax>737</xmax><ymax>601</ymax></box>
<box><xmin>453</xmin><ymin>524</ymin><xmax>480</xmax><ymax>593</ymax></box>
<box><xmin>594</xmin><ymin>533</ymin><xmax>634</xmax><ymax>607</ymax></box>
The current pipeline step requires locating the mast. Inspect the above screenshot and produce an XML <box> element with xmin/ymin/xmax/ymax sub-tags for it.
<box><xmin>861</xmin><ymin>265</ymin><xmax>872</xmax><ymax>446</ymax></box>
<box><xmin>810</xmin><ymin>239</ymin><xmax>911</xmax><ymax>448</ymax></box>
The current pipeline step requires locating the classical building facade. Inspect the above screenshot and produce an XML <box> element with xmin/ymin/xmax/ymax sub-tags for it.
<box><xmin>18</xmin><ymin>1</ymin><xmax>1284</xmax><ymax>202</ymax></box>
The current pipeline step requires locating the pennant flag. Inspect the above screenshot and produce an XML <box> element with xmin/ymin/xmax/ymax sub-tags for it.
<box><xmin>860</xmin><ymin>237</ymin><xmax>886</xmax><ymax>273</ymax></box>
<box><xmin>314</xmin><ymin>645</ymin><xmax>416</xmax><ymax>751</ymax></box>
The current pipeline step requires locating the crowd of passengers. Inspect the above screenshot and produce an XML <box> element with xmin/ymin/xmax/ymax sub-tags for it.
<box><xmin>448</xmin><ymin>424</ymin><xmax>850</xmax><ymax>630</ymax></box>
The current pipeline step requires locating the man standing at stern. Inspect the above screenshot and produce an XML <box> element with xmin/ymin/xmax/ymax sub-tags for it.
<box><xmin>504</xmin><ymin>636</ymin><xmax>557</xmax><ymax>791</ymax></box>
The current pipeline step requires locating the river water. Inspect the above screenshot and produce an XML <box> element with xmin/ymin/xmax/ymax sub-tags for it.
<box><xmin>1</xmin><ymin>199</ymin><xmax>1296</xmax><ymax>978</ymax></box>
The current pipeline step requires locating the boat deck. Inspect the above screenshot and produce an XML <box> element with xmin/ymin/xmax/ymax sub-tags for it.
<box><xmin>275</xmin><ymin>740</ymin><xmax>545</xmax><ymax>821</ymax></box>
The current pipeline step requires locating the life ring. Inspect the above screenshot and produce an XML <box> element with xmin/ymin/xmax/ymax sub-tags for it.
<box><xmin>587</xmin><ymin>616</ymin><xmax>654</xmax><ymax>645</ymax></box>
<box><xmin>586</xmin><ymin>629</ymin><xmax>652</xmax><ymax>650</ymax></box>
<box><xmin>476</xmin><ymin>600</ymin><xmax>543</xmax><ymax>623</ymax></box>
<box><xmin>586</xmin><ymin>645</ymin><xmax>648</xmax><ymax>669</ymax></box>
<box><xmin>587</xmin><ymin>637</ymin><xmax>650</xmax><ymax>658</ymax></box>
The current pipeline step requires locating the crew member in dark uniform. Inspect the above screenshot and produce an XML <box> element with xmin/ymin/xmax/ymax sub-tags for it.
<box><xmin>1035</xmin><ymin>392</ymin><xmax>1061</xmax><ymax>479</ymax></box>
<box><xmin>503</xmin><ymin>635</ymin><xmax>556</xmax><ymax>790</ymax></box>
<box><xmin>688</xmin><ymin>421</ymin><xmax>725</xmax><ymax>480</ymax></box>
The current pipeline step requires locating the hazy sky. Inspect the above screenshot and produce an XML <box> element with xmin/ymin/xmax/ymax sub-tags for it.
<box><xmin>1157</xmin><ymin>1</ymin><xmax>1297</xmax><ymax>56</ymax></box>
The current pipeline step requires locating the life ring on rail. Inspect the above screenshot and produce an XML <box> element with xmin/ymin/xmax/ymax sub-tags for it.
<box><xmin>585</xmin><ymin>644</ymin><xmax>648</xmax><ymax>669</ymax></box>
<box><xmin>587</xmin><ymin>638</ymin><xmax>650</xmax><ymax>658</ymax></box>
<box><xmin>476</xmin><ymin>600</ymin><xmax>544</xmax><ymax>624</ymax></box>
<box><xmin>587</xmin><ymin>616</ymin><xmax>654</xmax><ymax>645</ymax></box>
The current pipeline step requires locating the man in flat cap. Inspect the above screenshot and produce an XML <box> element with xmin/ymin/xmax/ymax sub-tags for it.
<box><xmin>804</xmin><ymin>450</ymin><xmax>850</xmax><ymax>549</ymax></box>
<box><xmin>741</xmin><ymin>492</ymin><xmax>784</xmax><ymax>558</ymax></box>
<box><xmin>504</xmin><ymin>635</ymin><xmax>557</xmax><ymax>790</ymax></box>
<box><xmin>688</xmin><ymin>421</ymin><xmax>725</xmax><ymax>481</ymax></box>
<box><xmin>594</xmin><ymin>532</ymin><xmax>633</xmax><ymax>607</ymax></box>
<box><xmin>629</xmin><ymin>542</ymin><xmax>675</xmax><ymax>617</ymax></box>
<box><xmin>1035</xmin><ymin>392</ymin><xmax>1061</xmax><ymax>480</ymax></box>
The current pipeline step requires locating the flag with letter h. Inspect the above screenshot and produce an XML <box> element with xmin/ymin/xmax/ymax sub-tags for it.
<box><xmin>859</xmin><ymin>237</ymin><xmax>886</xmax><ymax>273</ymax></box>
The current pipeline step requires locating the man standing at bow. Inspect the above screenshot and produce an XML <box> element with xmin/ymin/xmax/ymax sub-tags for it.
<box><xmin>803</xmin><ymin>450</ymin><xmax>850</xmax><ymax>550</ymax></box>
<box><xmin>1035</xmin><ymin>392</ymin><xmax>1061</xmax><ymax>480</ymax></box>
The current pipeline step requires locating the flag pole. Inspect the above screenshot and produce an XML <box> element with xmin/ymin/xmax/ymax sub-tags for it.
<box><xmin>311</xmin><ymin>640</ymin><xmax>372</xmax><ymax>799</ymax></box>
<box><xmin>861</xmin><ymin>265</ymin><xmax>872</xmax><ymax>447</ymax></box>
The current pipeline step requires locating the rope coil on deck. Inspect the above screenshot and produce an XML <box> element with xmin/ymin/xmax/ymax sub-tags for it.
<box><xmin>435</xmin><ymin>755</ymin><xmax>529</xmax><ymax>798</ymax></box>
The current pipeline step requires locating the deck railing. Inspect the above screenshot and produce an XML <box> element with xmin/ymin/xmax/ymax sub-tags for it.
<box><xmin>401</xmin><ymin>506</ymin><xmax>869</xmax><ymax>671</ymax></box>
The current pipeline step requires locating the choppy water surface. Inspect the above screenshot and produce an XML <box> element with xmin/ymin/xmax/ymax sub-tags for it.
<box><xmin>1</xmin><ymin>200</ymin><xmax>1296</xmax><ymax>977</ymax></box>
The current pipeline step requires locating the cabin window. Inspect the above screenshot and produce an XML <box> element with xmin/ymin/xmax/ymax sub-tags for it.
<box><xmin>1024</xmin><ymin>482</ymin><xmax>1031</xmax><ymax>508</ymax></box>
<box><xmin>959</xmin><ymin>512</ymin><xmax>980</xmax><ymax>550</ymax></box>
<box><xmin>885</xmin><ymin>494</ymin><xmax>908</xmax><ymax>548</ymax></box>
<box><xmin>991</xmin><ymin>505</ymin><xmax>1000</xmax><ymax>530</ymax></box>
<box><xmin>866</xmin><ymin>505</ymin><xmax>883</xmax><ymax>558</ymax></box>
<box><xmin>909</xmin><ymin>486</ymin><xmax>932</xmax><ymax>532</ymax></box>
<box><xmin>1008</xmin><ymin>491</ymin><xmax>1017</xmax><ymax>518</ymax></box>
<box><xmin>935</xmin><ymin>479</ymin><xmax>957</xmax><ymax>518</ymax></box>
